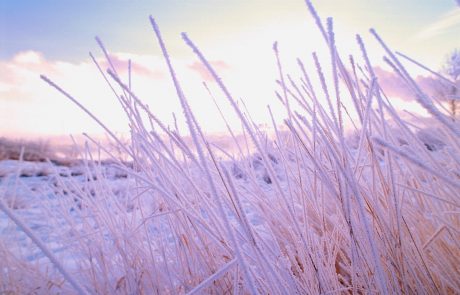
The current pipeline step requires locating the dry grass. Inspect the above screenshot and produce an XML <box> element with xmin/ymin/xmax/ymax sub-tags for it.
<box><xmin>0</xmin><ymin>138</ymin><xmax>53</xmax><ymax>162</ymax></box>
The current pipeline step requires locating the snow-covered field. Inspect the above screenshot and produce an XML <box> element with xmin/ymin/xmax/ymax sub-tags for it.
<box><xmin>0</xmin><ymin>160</ymin><xmax>132</xmax><ymax>267</ymax></box>
<box><xmin>0</xmin><ymin>151</ymin><xmax>293</xmax><ymax>293</ymax></box>
<box><xmin>0</xmin><ymin>155</ymin><xmax>275</xmax><ymax>267</ymax></box>
<box><xmin>2</xmin><ymin>1</ymin><xmax>460</xmax><ymax>294</ymax></box>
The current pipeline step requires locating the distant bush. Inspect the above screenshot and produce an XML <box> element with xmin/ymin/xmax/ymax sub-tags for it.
<box><xmin>0</xmin><ymin>138</ymin><xmax>52</xmax><ymax>162</ymax></box>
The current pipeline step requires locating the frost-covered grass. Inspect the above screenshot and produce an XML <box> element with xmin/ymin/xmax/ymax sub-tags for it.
<box><xmin>1</xmin><ymin>1</ymin><xmax>460</xmax><ymax>294</ymax></box>
<box><xmin>0</xmin><ymin>138</ymin><xmax>52</xmax><ymax>163</ymax></box>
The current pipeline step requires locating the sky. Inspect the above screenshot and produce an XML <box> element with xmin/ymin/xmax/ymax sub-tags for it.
<box><xmin>1</xmin><ymin>0</ymin><xmax>459</xmax><ymax>138</ymax></box>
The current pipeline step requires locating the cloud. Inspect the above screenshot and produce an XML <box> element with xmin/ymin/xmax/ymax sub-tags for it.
<box><xmin>13</xmin><ymin>51</ymin><xmax>44</xmax><ymax>64</ymax></box>
<box><xmin>374</xmin><ymin>67</ymin><xmax>443</xmax><ymax>101</ymax></box>
<box><xmin>0</xmin><ymin>50</ymin><xmax>245</xmax><ymax>137</ymax></box>
<box><xmin>0</xmin><ymin>51</ymin><xmax>53</xmax><ymax>87</ymax></box>
<box><xmin>374</xmin><ymin>67</ymin><xmax>414</xmax><ymax>100</ymax></box>
<box><xmin>0</xmin><ymin>50</ymin><xmax>177</xmax><ymax>136</ymax></box>
<box><xmin>188</xmin><ymin>60</ymin><xmax>230</xmax><ymax>81</ymax></box>
<box><xmin>414</xmin><ymin>8</ymin><xmax>460</xmax><ymax>40</ymax></box>
<box><xmin>0</xmin><ymin>51</ymin><xmax>167</xmax><ymax>101</ymax></box>
<box><xmin>100</xmin><ymin>54</ymin><xmax>165</xmax><ymax>79</ymax></box>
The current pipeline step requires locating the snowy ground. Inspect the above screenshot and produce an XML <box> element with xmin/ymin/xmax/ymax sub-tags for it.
<box><xmin>0</xmin><ymin>155</ymin><xmax>277</xmax><ymax>273</ymax></box>
<box><xmin>0</xmin><ymin>160</ymin><xmax>130</xmax><ymax>268</ymax></box>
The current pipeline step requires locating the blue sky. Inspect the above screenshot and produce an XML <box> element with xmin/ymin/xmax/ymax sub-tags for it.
<box><xmin>1</xmin><ymin>0</ymin><xmax>458</xmax><ymax>61</ymax></box>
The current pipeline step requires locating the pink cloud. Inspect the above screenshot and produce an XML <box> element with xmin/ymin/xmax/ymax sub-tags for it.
<box><xmin>13</xmin><ymin>51</ymin><xmax>44</xmax><ymax>64</ymax></box>
<box><xmin>188</xmin><ymin>60</ymin><xmax>230</xmax><ymax>81</ymax></box>
<box><xmin>0</xmin><ymin>51</ymin><xmax>58</xmax><ymax>101</ymax></box>
<box><xmin>0</xmin><ymin>63</ymin><xmax>20</xmax><ymax>86</ymax></box>
<box><xmin>0</xmin><ymin>50</ymin><xmax>223</xmax><ymax>136</ymax></box>
<box><xmin>0</xmin><ymin>51</ymin><xmax>47</xmax><ymax>85</ymax></box>
<box><xmin>101</xmin><ymin>54</ymin><xmax>164</xmax><ymax>79</ymax></box>
<box><xmin>374</xmin><ymin>67</ymin><xmax>446</xmax><ymax>101</ymax></box>
<box><xmin>374</xmin><ymin>67</ymin><xmax>414</xmax><ymax>100</ymax></box>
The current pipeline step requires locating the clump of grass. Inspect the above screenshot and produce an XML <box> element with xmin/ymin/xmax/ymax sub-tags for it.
<box><xmin>0</xmin><ymin>137</ymin><xmax>79</xmax><ymax>168</ymax></box>
<box><xmin>0</xmin><ymin>138</ymin><xmax>52</xmax><ymax>162</ymax></box>
<box><xmin>1</xmin><ymin>0</ymin><xmax>459</xmax><ymax>294</ymax></box>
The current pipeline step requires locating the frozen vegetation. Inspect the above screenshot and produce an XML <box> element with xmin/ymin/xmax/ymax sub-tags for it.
<box><xmin>1</xmin><ymin>1</ymin><xmax>459</xmax><ymax>294</ymax></box>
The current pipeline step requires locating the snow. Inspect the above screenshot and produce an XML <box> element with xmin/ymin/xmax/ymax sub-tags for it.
<box><xmin>0</xmin><ymin>156</ymin><xmax>277</xmax><ymax>272</ymax></box>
